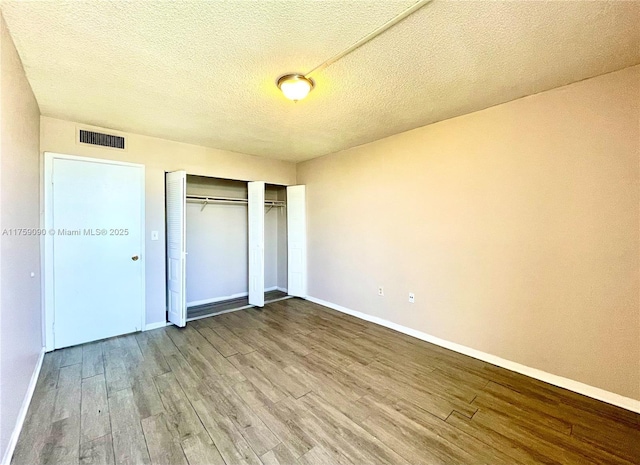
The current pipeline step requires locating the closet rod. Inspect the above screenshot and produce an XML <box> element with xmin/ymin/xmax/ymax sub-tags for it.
<box><xmin>186</xmin><ymin>199</ymin><xmax>285</xmax><ymax>206</ymax></box>
<box><xmin>186</xmin><ymin>195</ymin><xmax>285</xmax><ymax>207</ymax></box>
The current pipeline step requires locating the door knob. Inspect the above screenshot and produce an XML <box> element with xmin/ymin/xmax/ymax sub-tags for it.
<box><xmin>132</xmin><ymin>255</ymin><xmax>139</xmax><ymax>261</ymax></box>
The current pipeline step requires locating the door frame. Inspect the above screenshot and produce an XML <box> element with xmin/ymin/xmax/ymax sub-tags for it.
<box><xmin>248</xmin><ymin>181</ymin><xmax>265</xmax><ymax>307</ymax></box>
<box><xmin>43</xmin><ymin>152</ymin><xmax>146</xmax><ymax>352</ymax></box>
<box><xmin>287</xmin><ymin>185</ymin><xmax>307</xmax><ymax>298</ymax></box>
<box><xmin>165</xmin><ymin>170</ymin><xmax>187</xmax><ymax>327</ymax></box>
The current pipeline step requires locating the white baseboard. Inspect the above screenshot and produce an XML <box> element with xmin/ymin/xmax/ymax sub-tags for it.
<box><xmin>306</xmin><ymin>296</ymin><xmax>640</xmax><ymax>414</ymax></box>
<box><xmin>276</xmin><ymin>287</ymin><xmax>288</xmax><ymax>293</ymax></box>
<box><xmin>2</xmin><ymin>347</ymin><xmax>46</xmax><ymax>465</ymax></box>
<box><xmin>187</xmin><ymin>287</ymin><xmax>285</xmax><ymax>308</ymax></box>
<box><xmin>144</xmin><ymin>321</ymin><xmax>169</xmax><ymax>331</ymax></box>
<box><xmin>265</xmin><ymin>296</ymin><xmax>293</xmax><ymax>305</ymax></box>
<box><xmin>187</xmin><ymin>291</ymin><xmax>248</xmax><ymax>308</ymax></box>
<box><xmin>187</xmin><ymin>304</ymin><xmax>253</xmax><ymax>322</ymax></box>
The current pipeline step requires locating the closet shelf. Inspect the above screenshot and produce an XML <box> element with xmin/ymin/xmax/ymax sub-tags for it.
<box><xmin>186</xmin><ymin>194</ymin><xmax>285</xmax><ymax>210</ymax></box>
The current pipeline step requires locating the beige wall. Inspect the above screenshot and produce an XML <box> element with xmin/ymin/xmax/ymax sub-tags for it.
<box><xmin>297</xmin><ymin>65</ymin><xmax>640</xmax><ymax>400</ymax></box>
<box><xmin>40</xmin><ymin>116</ymin><xmax>296</xmax><ymax>326</ymax></box>
<box><xmin>0</xmin><ymin>14</ymin><xmax>42</xmax><ymax>460</ymax></box>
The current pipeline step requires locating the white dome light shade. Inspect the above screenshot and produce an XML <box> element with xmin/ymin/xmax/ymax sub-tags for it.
<box><xmin>277</xmin><ymin>74</ymin><xmax>314</xmax><ymax>101</ymax></box>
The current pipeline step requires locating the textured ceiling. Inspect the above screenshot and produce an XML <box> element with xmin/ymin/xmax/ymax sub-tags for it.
<box><xmin>1</xmin><ymin>1</ymin><xmax>639</xmax><ymax>162</ymax></box>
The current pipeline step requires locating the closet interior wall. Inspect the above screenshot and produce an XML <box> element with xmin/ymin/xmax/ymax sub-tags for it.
<box><xmin>266</xmin><ymin>184</ymin><xmax>288</xmax><ymax>295</ymax></box>
<box><xmin>185</xmin><ymin>175</ymin><xmax>248</xmax><ymax>307</ymax></box>
<box><xmin>184</xmin><ymin>176</ymin><xmax>289</xmax><ymax>311</ymax></box>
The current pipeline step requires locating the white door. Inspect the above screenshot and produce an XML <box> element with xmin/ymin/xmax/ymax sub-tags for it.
<box><xmin>287</xmin><ymin>185</ymin><xmax>307</xmax><ymax>297</ymax></box>
<box><xmin>166</xmin><ymin>171</ymin><xmax>187</xmax><ymax>327</ymax></box>
<box><xmin>51</xmin><ymin>157</ymin><xmax>144</xmax><ymax>349</ymax></box>
<box><xmin>248</xmin><ymin>181</ymin><xmax>265</xmax><ymax>307</ymax></box>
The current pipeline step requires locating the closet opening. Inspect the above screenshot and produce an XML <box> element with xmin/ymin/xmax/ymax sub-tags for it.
<box><xmin>165</xmin><ymin>170</ymin><xmax>307</xmax><ymax>327</ymax></box>
<box><xmin>185</xmin><ymin>175</ymin><xmax>246</xmax><ymax>320</ymax></box>
<box><xmin>166</xmin><ymin>172</ymin><xmax>300</xmax><ymax>326</ymax></box>
<box><xmin>264</xmin><ymin>183</ymin><xmax>289</xmax><ymax>306</ymax></box>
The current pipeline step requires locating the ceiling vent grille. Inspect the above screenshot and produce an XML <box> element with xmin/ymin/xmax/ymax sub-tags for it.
<box><xmin>79</xmin><ymin>129</ymin><xmax>125</xmax><ymax>149</ymax></box>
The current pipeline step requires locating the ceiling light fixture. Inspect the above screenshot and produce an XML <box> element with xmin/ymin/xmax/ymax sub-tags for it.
<box><xmin>275</xmin><ymin>0</ymin><xmax>433</xmax><ymax>102</ymax></box>
<box><xmin>277</xmin><ymin>74</ymin><xmax>315</xmax><ymax>102</ymax></box>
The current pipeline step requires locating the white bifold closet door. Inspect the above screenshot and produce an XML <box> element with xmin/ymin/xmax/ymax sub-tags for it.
<box><xmin>287</xmin><ymin>185</ymin><xmax>307</xmax><ymax>297</ymax></box>
<box><xmin>166</xmin><ymin>170</ymin><xmax>187</xmax><ymax>327</ymax></box>
<box><xmin>248</xmin><ymin>181</ymin><xmax>265</xmax><ymax>307</ymax></box>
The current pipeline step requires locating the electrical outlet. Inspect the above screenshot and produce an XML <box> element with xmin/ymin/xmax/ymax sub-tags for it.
<box><xmin>378</xmin><ymin>286</ymin><xmax>384</xmax><ymax>296</ymax></box>
<box><xmin>409</xmin><ymin>293</ymin><xmax>415</xmax><ymax>303</ymax></box>
<box><xmin>151</xmin><ymin>231</ymin><xmax>159</xmax><ymax>241</ymax></box>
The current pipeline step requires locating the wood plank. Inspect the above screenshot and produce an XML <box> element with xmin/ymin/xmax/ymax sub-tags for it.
<box><xmin>103</xmin><ymin>341</ymin><xmax>144</xmax><ymax>397</ymax></box>
<box><xmin>79</xmin><ymin>434</ymin><xmax>115</xmax><ymax>465</ymax></box>
<box><xmin>199</xmin><ymin>376</ymin><xmax>280</xmax><ymax>455</ymax></box>
<box><xmin>129</xmin><ymin>372</ymin><xmax>165</xmax><ymax>420</ymax></box>
<box><xmin>363</xmin><ymin>411</ymin><xmax>471</xmax><ymax>465</ymax></box>
<box><xmin>238</xmin><ymin>328</ymin><xmax>299</xmax><ymax>369</ymax></box>
<box><xmin>163</xmin><ymin>352</ymin><xmax>205</xmax><ymax>402</ymax></box>
<box><xmin>60</xmin><ymin>345</ymin><xmax>83</xmax><ymax>367</ymax></box>
<box><xmin>108</xmin><ymin>388</ymin><xmax>151</xmax><ymax>465</ymax></box>
<box><xmin>191</xmin><ymin>398</ymin><xmax>263</xmax><ymax>465</ymax></box>
<box><xmin>38</xmin><ymin>416</ymin><xmax>81</xmax><ymax>465</ymax></box>
<box><xmin>258</xmin><ymin>303</ymin><xmax>315</xmax><ymax>337</ymax></box>
<box><xmin>53</xmin><ymin>363</ymin><xmax>82</xmax><ymax>421</ymax></box>
<box><xmin>82</xmin><ymin>342</ymin><xmax>105</xmax><ymax>379</ymax></box>
<box><xmin>282</xmin><ymin>361</ymin><xmax>362</xmax><ymax>407</ymax></box>
<box><xmin>135</xmin><ymin>331</ymin><xmax>171</xmax><ymax>376</ymax></box>
<box><xmin>470</xmin><ymin>408</ymin><xmax>634</xmax><ymax>465</ymax></box>
<box><xmin>447</xmin><ymin>411</ymin><xmax>566</xmax><ymax>465</ymax></box>
<box><xmin>36</xmin><ymin>350</ymin><xmax>63</xmax><ymax>392</ymax></box>
<box><xmin>141</xmin><ymin>413</ymin><xmax>189</xmax><ymax>465</ymax></box>
<box><xmin>349</xmin><ymin>361</ymin><xmax>478</xmax><ymax>420</ymax></box>
<box><xmin>241</xmin><ymin>350</ymin><xmax>312</xmax><ymax>399</ymax></box>
<box><xmin>81</xmin><ymin>374</ymin><xmax>111</xmax><ymax>443</ymax></box>
<box><xmin>154</xmin><ymin>371</ymin><xmax>205</xmax><ymax>440</ymax></box>
<box><xmin>572</xmin><ymin>422</ymin><xmax>640</xmax><ymax>463</ymax></box>
<box><xmin>298</xmin><ymin>445</ymin><xmax>353</xmax><ymax>465</ymax></box>
<box><xmin>168</xmin><ymin>326</ymin><xmax>245</xmax><ymax>384</ymax></box>
<box><xmin>228</xmin><ymin>353</ymin><xmax>288</xmax><ymax>403</ymax></box>
<box><xmin>11</xmin><ymin>389</ymin><xmax>57</xmax><ymax>465</ymax></box>
<box><xmin>103</xmin><ymin>351</ymin><xmax>130</xmax><ymax>397</ymax></box>
<box><xmin>306</xmin><ymin>329</ymin><xmax>375</xmax><ymax>365</ymax></box>
<box><xmin>472</xmin><ymin>389</ymin><xmax>573</xmax><ymax>435</ymax></box>
<box><xmin>143</xmin><ymin>328</ymin><xmax>181</xmax><ymax>357</ymax></box>
<box><xmin>261</xmin><ymin>443</ymin><xmax>300</xmax><ymax>465</ymax></box>
<box><xmin>369</xmin><ymin>358</ymin><xmax>478</xmax><ymax>404</ymax></box>
<box><xmin>181</xmin><ymin>431</ymin><xmax>226</xmax><ymax>465</ymax></box>
<box><xmin>192</xmin><ymin>323</ymin><xmax>238</xmax><ymax>357</ymax></box>
<box><xmin>482</xmin><ymin>379</ymin><xmax>638</xmax><ymax>442</ymax></box>
<box><xmin>250</xmin><ymin>324</ymin><xmax>311</xmax><ymax>359</ymax></box>
<box><xmin>182</xmin><ymin>328</ymin><xmax>247</xmax><ymax>383</ymax></box>
<box><xmin>294</xmin><ymin>353</ymin><xmax>370</xmax><ymax>401</ymax></box>
<box><xmin>233</xmin><ymin>381</ymin><xmax>316</xmax><ymax>459</ymax></box>
<box><xmin>206</xmin><ymin>321</ymin><xmax>256</xmax><ymax>354</ymax></box>
<box><xmin>482</xmin><ymin>363</ymin><xmax>639</xmax><ymax>428</ymax></box>
<box><xmin>360</xmin><ymin>393</ymin><xmax>518</xmax><ymax>465</ymax></box>
<box><xmin>297</xmin><ymin>392</ymin><xmax>411</xmax><ymax>465</ymax></box>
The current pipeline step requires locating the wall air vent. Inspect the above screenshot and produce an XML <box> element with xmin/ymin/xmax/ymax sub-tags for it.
<box><xmin>79</xmin><ymin>129</ymin><xmax>125</xmax><ymax>149</ymax></box>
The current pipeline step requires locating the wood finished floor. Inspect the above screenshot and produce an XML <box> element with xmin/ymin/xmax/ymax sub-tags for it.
<box><xmin>12</xmin><ymin>298</ymin><xmax>639</xmax><ymax>465</ymax></box>
<box><xmin>187</xmin><ymin>290</ymin><xmax>289</xmax><ymax>320</ymax></box>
